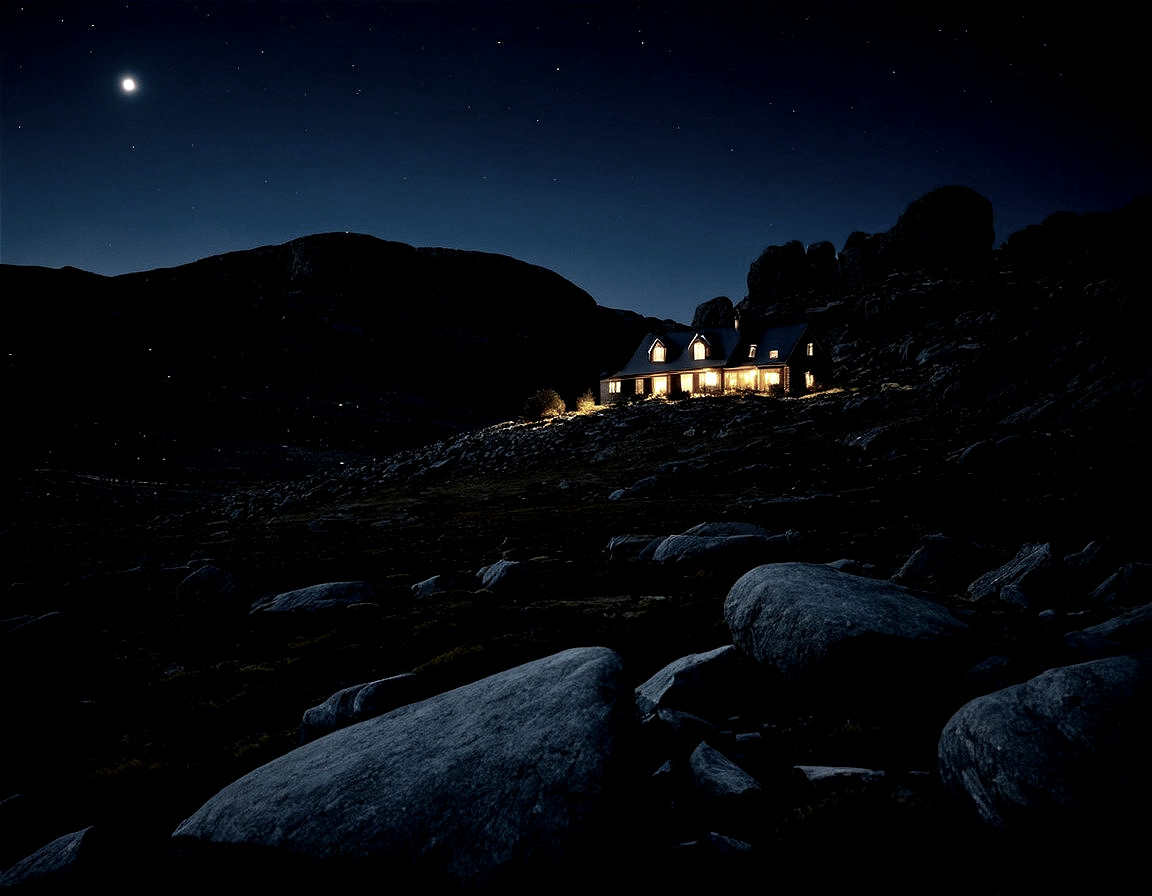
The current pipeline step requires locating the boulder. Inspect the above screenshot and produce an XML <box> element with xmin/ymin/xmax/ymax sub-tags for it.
<box><xmin>724</xmin><ymin>562</ymin><xmax>972</xmax><ymax>701</ymax></box>
<box><xmin>0</xmin><ymin>824</ymin><xmax>170</xmax><ymax>891</ymax></box>
<box><xmin>838</xmin><ymin>186</ymin><xmax>993</xmax><ymax>283</ymax></box>
<box><xmin>689</xmin><ymin>742</ymin><xmax>762</xmax><ymax>802</ymax></box>
<box><xmin>966</xmin><ymin>542</ymin><xmax>1058</xmax><ymax>606</ymax></box>
<box><xmin>891</xmin><ymin>533</ymin><xmax>989</xmax><ymax>591</ymax></box>
<box><xmin>691</xmin><ymin>296</ymin><xmax>735</xmax><ymax>329</ymax></box>
<box><xmin>1065</xmin><ymin>603</ymin><xmax>1152</xmax><ymax>656</ymax></box>
<box><xmin>804</xmin><ymin>240</ymin><xmax>838</xmax><ymax>288</ymax></box>
<box><xmin>838</xmin><ymin>229</ymin><xmax>887</xmax><ymax>282</ymax></box>
<box><xmin>687</xmin><ymin>742</ymin><xmax>765</xmax><ymax>839</ymax></box>
<box><xmin>299</xmin><ymin>673</ymin><xmax>421</xmax><ymax>743</ymax></box>
<box><xmin>635</xmin><ymin>645</ymin><xmax>743</xmax><ymax>720</ymax></box>
<box><xmin>0</xmin><ymin>826</ymin><xmax>93</xmax><ymax>889</ymax></box>
<box><xmin>884</xmin><ymin>185</ymin><xmax>994</xmax><ymax>272</ymax></box>
<box><xmin>250</xmin><ymin>581</ymin><xmax>376</xmax><ymax>613</ymax></box>
<box><xmin>747</xmin><ymin>240</ymin><xmax>807</xmax><ymax>303</ymax></box>
<box><xmin>172</xmin><ymin>647</ymin><xmax>631</xmax><ymax>888</ymax></box>
<box><xmin>604</xmin><ymin>534</ymin><xmax>665</xmax><ymax>561</ymax></box>
<box><xmin>1089</xmin><ymin>562</ymin><xmax>1152</xmax><ymax>608</ymax></box>
<box><xmin>794</xmin><ymin>765</ymin><xmax>886</xmax><ymax>797</ymax></box>
<box><xmin>938</xmin><ymin>650</ymin><xmax>1152</xmax><ymax>854</ymax></box>
<box><xmin>411</xmin><ymin>573</ymin><xmax>477</xmax><ymax>598</ymax></box>
<box><xmin>651</xmin><ymin>534</ymin><xmax>770</xmax><ymax>569</ymax></box>
<box><xmin>682</xmin><ymin>522</ymin><xmax>774</xmax><ymax>539</ymax></box>
<box><xmin>476</xmin><ymin>558</ymin><xmax>565</xmax><ymax>594</ymax></box>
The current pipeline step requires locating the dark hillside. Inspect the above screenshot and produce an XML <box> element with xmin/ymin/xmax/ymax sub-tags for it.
<box><xmin>3</xmin><ymin>235</ymin><xmax>667</xmax><ymax>482</ymax></box>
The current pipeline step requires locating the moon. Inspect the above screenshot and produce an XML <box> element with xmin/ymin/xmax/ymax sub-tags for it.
<box><xmin>121</xmin><ymin>77</ymin><xmax>137</xmax><ymax>93</ymax></box>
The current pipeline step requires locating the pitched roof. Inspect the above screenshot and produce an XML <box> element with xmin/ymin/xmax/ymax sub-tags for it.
<box><xmin>608</xmin><ymin>322</ymin><xmax>811</xmax><ymax>378</ymax></box>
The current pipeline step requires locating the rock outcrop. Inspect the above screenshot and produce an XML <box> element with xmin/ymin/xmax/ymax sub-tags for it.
<box><xmin>744</xmin><ymin>185</ymin><xmax>995</xmax><ymax>312</ymax></box>
<box><xmin>690</xmin><ymin>295</ymin><xmax>735</xmax><ymax>329</ymax></box>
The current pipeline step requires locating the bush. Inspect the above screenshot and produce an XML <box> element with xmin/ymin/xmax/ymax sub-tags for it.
<box><xmin>574</xmin><ymin>389</ymin><xmax>596</xmax><ymax>413</ymax></box>
<box><xmin>521</xmin><ymin>388</ymin><xmax>567</xmax><ymax>421</ymax></box>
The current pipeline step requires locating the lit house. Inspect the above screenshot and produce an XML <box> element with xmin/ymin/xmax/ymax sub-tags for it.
<box><xmin>600</xmin><ymin>320</ymin><xmax>829</xmax><ymax>404</ymax></box>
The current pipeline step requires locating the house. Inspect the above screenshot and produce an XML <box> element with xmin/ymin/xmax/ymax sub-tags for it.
<box><xmin>600</xmin><ymin>319</ymin><xmax>830</xmax><ymax>404</ymax></box>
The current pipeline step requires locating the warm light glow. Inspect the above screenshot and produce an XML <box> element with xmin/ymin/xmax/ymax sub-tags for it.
<box><xmin>608</xmin><ymin>380</ymin><xmax>621</xmax><ymax>394</ymax></box>
<box><xmin>680</xmin><ymin>373</ymin><xmax>694</xmax><ymax>393</ymax></box>
<box><xmin>692</xmin><ymin>340</ymin><xmax>707</xmax><ymax>360</ymax></box>
<box><xmin>635</xmin><ymin>378</ymin><xmax>645</xmax><ymax>394</ymax></box>
<box><xmin>653</xmin><ymin>376</ymin><xmax>668</xmax><ymax>394</ymax></box>
<box><xmin>704</xmin><ymin>371</ymin><xmax>719</xmax><ymax>387</ymax></box>
<box><xmin>764</xmin><ymin>370</ymin><xmax>781</xmax><ymax>386</ymax></box>
<box><xmin>650</xmin><ymin>340</ymin><xmax>666</xmax><ymax>362</ymax></box>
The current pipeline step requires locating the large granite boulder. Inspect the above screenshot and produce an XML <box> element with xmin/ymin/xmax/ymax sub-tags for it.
<box><xmin>938</xmin><ymin>650</ymin><xmax>1152</xmax><ymax>853</ymax></box>
<box><xmin>723</xmin><ymin>562</ymin><xmax>972</xmax><ymax>701</ymax></box>
<box><xmin>172</xmin><ymin>647</ymin><xmax>631</xmax><ymax>888</ymax></box>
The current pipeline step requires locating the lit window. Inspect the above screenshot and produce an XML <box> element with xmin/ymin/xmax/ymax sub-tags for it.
<box><xmin>805</xmin><ymin>371</ymin><xmax>815</xmax><ymax>389</ymax></box>
<box><xmin>691</xmin><ymin>338</ymin><xmax>708</xmax><ymax>360</ymax></box>
<box><xmin>650</xmin><ymin>340</ymin><xmax>666</xmax><ymax>363</ymax></box>
<box><xmin>653</xmin><ymin>376</ymin><xmax>668</xmax><ymax>395</ymax></box>
<box><xmin>704</xmin><ymin>371</ymin><xmax>719</xmax><ymax>388</ymax></box>
<box><xmin>768</xmin><ymin>349</ymin><xmax>779</xmax><ymax>359</ymax></box>
<box><xmin>608</xmin><ymin>380</ymin><xmax>621</xmax><ymax>394</ymax></box>
<box><xmin>748</xmin><ymin>344</ymin><xmax>758</xmax><ymax>358</ymax></box>
<box><xmin>764</xmin><ymin>370</ymin><xmax>781</xmax><ymax>386</ymax></box>
<box><xmin>806</xmin><ymin>342</ymin><xmax>814</xmax><ymax>356</ymax></box>
<box><xmin>680</xmin><ymin>373</ymin><xmax>694</xmax><ymax>393</ymax></box>
<box><xmin>635</xmin><ymin>378</ymin><xmax>645</xmax><ymax>394</ymax></box>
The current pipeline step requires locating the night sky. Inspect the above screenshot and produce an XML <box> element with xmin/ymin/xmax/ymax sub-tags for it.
<box><xmin>2</xmin><ymin>1</ymin><xmax>1147</xmax><ymax>323</ymax></box>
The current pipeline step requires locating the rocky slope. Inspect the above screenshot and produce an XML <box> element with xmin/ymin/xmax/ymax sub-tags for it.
<box><xmin>2</xmin><ymin>191</ymin><xmax>1150</xmax><ymax>891</ymax></box>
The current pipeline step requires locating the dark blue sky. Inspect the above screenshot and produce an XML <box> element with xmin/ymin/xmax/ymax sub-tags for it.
<box><xmin>2</xmin><ymin>1</ymin><xmax>1147</xmax><ymax>323</ymax></box>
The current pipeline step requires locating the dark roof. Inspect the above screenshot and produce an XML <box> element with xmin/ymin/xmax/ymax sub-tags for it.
<box><xmin>608</xmin><ymin>322</ymin><xmax>812</xmax><ymax>378</ymax></box>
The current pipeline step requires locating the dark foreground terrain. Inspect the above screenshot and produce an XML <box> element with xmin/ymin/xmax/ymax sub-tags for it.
<box><xmin>3</xmin><ymin>193</ymin><xmax>1150</xmax><ymax>891</ymax></box>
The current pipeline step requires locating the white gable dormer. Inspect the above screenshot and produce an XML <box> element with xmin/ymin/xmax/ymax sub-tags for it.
<box><xmin>689</xmin><ymin>334</ymin><xmax>710</xmax><ymax>361</ymax></box>
<box><xmin>649</xmin><ymin>338</ymin><xmax>667</xmax><ymax>363</ymax></box>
